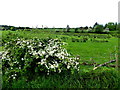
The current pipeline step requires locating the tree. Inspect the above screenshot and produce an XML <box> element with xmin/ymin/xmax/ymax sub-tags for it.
<box><xmin>93</xmin><ymin>22</ymin><xmax>99</xmax><ymax>28</ymax></box>
<box><xmin>94</xmin><ymin>24</ymin><xmax>104</xmax><ymax>33</ymax></box>
<box><xmin>89</xmin><ymin>26</ymin><xmax>93</xmax><ymax>29</ymax></box>
<box><xmin>84</xmin><ymin>26</ymin><xmax>88</xmax><ymax>29</ymax></box>
<box><xmin>104</xmin><ymin>23</ymin><xmax>108</xmax><ymax>29</ymax></box>
<box><xmin>106</xmin><ymin>22</ymin><xmax>116</xmax><ymax>31</ymax></box>
<box><xmin>66</xmin><ymin>25</ymin><xmax>70</xmax><ymax>32</ymax></box>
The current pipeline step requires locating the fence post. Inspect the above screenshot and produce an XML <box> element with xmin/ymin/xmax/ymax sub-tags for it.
<box><xmin>115</xmin><ymin>53</ymin><xmax>118</xmax><ymax>70</ymax></box>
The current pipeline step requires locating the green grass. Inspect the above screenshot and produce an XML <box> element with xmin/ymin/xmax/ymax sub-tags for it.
<box><xmin>65</xmin><ymin>37</ymin><xmax>118</xmax><ymax>63</ymax></box>
<box><xmin>2</xmin><ymin>68</ymin><xmax>120</xmax><ymax>88</ymax></box>
<box><xmin>1</xmin><ymin>29</ymin><xmax>118</xmax><ymax>66</ymax></box>
<box><xmin>2</xmin><ymin>29</ymin><xmax>118</xmax><ymax>62</ymax></box>
<box><xmin>1</xmin><ymin>29</ymin><xmax>119</xmax><ymax>88</ymax></box>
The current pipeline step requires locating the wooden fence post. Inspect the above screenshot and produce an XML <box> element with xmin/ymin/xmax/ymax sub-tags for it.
<box><xmin>115</xmin><ymin>53</ymin><xmax>118</xmax><ymax>70</ymax></box>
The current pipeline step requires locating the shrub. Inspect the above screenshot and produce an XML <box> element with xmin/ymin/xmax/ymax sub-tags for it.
<box><xmin>2</xmin><ymin>38</ymin><xmax>80</xmax><ymax>82</ymax></box>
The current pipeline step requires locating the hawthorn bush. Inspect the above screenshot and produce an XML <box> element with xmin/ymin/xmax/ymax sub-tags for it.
<box><xmin>2</xmin><ymin>38</ymin><xmax>80</xmax><ymax>82</ymax></box>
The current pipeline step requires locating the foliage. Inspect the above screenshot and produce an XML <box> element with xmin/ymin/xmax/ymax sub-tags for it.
<box><xmin>1</xmin><ymin>29</ymin><xmax>119</xmax><ymax>88</ymax></box>
<box><xmin>2</xmin><ymin>38</ymin><xmax>80</xmax><ymax>82</ymax></box>
<box><xmin>105</xmin><ymin>22</ymin><xmax>117</xmax><ymax>31</ymax></box>
<box><xmin>2</xmin><ymin>31</ymin><xmax>23</xmax><ymax>45</ymax></box>
<box><xmin>2</xmin><ymin>68</ymin><xmax>120</xmax><ymax>88</ymax></box>
<box><xmin>93</xmin><ymin>22</ymin><xmax>99</xmax><ymax>28</ymax></box>
<box><xmin>94</xmin><ymin>25</ymin><xmax>104</xmax><ymax>33</ymax></box>
<box><xmin>10</xmin><ymin>27</ymin><xmax>16</xmax><ymax>31</ymax></box>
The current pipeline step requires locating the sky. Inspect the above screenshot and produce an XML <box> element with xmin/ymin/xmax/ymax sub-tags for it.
<box><xmin>0</xmin><ymin>0</ymin><xmax>119</xmax><ymax>28</ymax></box>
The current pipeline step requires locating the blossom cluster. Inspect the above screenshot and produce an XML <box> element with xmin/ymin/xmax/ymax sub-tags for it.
<box><xmin>2</xmin><ymin>37</ymin><xmax>80</xmax><ymax>81</ymax></box>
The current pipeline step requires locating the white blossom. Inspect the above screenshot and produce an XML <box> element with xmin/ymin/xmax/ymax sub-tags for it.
<box><xmin>50</xmin><ymin>65</ymin><xmax>54</xmax><ymax>69</ymax></box>
<box><xmin>2</xmin><ymin>38</ymin><xmax>80</xmax><ymax>79</ymax></box>
<box><xmin>13</xmin><ymin>77</ymin><xmax>16</xmax><ymax>79</ymax></box>
<box><xmin>67</xmin><ymin>65</ymin><xmax>70</xmax><ymax>69</ymax></box>
<box><xmin>27</xmin><ymin>45</ymin><xmax>32</xmax><ymax>48</ymax></box>
<box><xmin>21</xmin><ymin>58</ymin><xmax>24</xmax><ymax>61</ymax></box>
<box><xmin>19</xmin><ymin>67</ymin><xmax>21</xmax><ymax>69</ymax></box>
<box><xmin>41</xmin><ymin>51</ymin><xmax>46</xmax><ymax>55</ymax></box>
<box><xmin>17</xmin><ymin>41</ymin><xmax>21</xmax><ymax>44</ymax></box>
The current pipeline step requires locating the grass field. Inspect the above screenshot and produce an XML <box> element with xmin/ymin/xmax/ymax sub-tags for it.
<box><xmin>1</xmin><ymin>30</ymin><xmax>118</xmax><ymax>62</ymax></box>
<box><xmin>1</xmin><ymin>29</ymin><xmax>120</xmax><ymax>88</ymax></box>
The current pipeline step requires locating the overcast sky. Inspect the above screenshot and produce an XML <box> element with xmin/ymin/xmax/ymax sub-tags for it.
<box><xmin>0</xmin><ymin>0</ymin><xmax>119</xmax><ymax>28</ymax></box>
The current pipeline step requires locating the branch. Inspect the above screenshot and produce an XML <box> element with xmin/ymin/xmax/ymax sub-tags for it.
<box><xmin>93</xmin><ymin>60</ymin><xmax>116</xmax><ymax>70</ymax></box>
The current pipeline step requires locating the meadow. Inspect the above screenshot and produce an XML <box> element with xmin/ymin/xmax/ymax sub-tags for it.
<box><xmin>1</xmin><ymin>29</ymin><xmax>120</xmax><ymax>88</ymax></box>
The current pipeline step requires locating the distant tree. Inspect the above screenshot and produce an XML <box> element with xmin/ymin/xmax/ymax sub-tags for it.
<box><xmin>66</xmin><ymin>25</ymin><xmax>70</xmax><ymax>32</ymax></box>
<box><xmin>41</xmin><ymin>25</ymin><xmax>44</xmax><ymax>29</ymax></box>
<box><xmin>104</xmin><ymin>23</ymin><xmax>108</xmax><ymax>29</ymax></box>
<box><xmin>89</xmin><ymin>26</ymin><xmax>93</xmax><ymax>29</ymax></box>
<box><xmin>93</xmin><ymin>22</ymin><xmax>99</xmax><ymax>28</ymax></box>
<box><xmin>106</xmin><ymin>22</ymin><xmax>116</xmax><ymax>31</ymax></box>
<box><xmin>84</xmin><ymin>26</ymin><xmax>88</xmax><ymax>29</ymax></box>
<box><xmin>94</xmin><ymin>24</ymin><xmax>104</xmax><ymax>33</ymax></box>
<box><xmin>36</xmin><ymin>25</ymin><xmax>38</xmax><ymax>29</ymax></box>
<box><xmin>80</xmin><ymin>27</ymin><xmax>83</xmax><ymax>30</ymax></box>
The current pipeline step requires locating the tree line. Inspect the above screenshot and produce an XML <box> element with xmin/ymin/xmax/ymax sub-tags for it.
<box><xmin>0</xmin><ymin>22</ymin><xmax>119</xmax><ymax>33</ymax></box>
